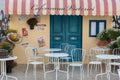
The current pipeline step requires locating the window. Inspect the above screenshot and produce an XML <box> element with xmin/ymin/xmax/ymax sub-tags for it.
<box><xmin>89</xmin><ymin>20</ymin><xmax>106</xmax><ymax>37</ymax></box>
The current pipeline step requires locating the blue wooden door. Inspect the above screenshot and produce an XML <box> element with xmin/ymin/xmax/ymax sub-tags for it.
<box><xmin>50</xmin><ymin>15</ymin><xmax>82</xmax><ymax>48</ymax></box>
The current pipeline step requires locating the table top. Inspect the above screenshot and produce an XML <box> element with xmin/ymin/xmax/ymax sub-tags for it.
<box><xmin>43</xmin><ymin>48</ymin><xmax>61</xmax><ymax>52</ymax></box>
<box><xmin>96</xmin><ymin>54</ymin><xmax>120</xmax><ymax>60</ymax></box>
<box><xmin>93</xmin><ymin>47</ymin><xmax>111</xmax><ymax>51</ymax></box>
<box><xmin>45</xmin><ymin>53</ymin><xmax>68</xmax><ymax>58</ymax></box>
<box><xmin>0</xmin><ymin>56</ymin><xmax>17</xmax><ymax>61</ymax></box>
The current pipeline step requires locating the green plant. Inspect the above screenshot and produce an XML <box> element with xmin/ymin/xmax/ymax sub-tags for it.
<box><xmin>5</xmin><ymin>29</ymin><xmax>17</xmax><ymax>35</ymax></box>
<box><xmin>117</xmin><ymin>37</ymin><xmax>120</xmax><ymax>47</ymax></box>
<box><xmin>97</xmin><ymin>30</ymin><xmax>109</xmax><ymax>41</ymax></box>
<box><xmin>97</xmin><ymin>28</ymin><xmax>120</xmax><ymax>41</ymax></box>
<box><xmin>108</xmin><ymin>41</ymin><xmax>118</xmax><ymax>49</ymax></box>
<box><xmin>107</xmin><ymin>28</ymin><xmax>120</xmax><ymax>40</ymax></box>
<box><xmin>1</xmin><ymin>41</ymin><xmax>13</xmax><ymax>51</ymax></box>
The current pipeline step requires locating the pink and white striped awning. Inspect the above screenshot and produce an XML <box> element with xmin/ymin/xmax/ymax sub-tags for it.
<box><xmin>5</xmin><ymin>0</ymin><xmax>120</xmax><ymax>16</ymax></box>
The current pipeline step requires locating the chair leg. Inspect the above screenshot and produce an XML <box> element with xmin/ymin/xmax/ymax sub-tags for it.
<box><xmin>95</xmin><ymin>64</ymin><xmax>97</xmax><ymax>72</ymax></box>
<box><xmin>82</xmin><ymin>66</ymin><xmax>84</xmax><ymax>80</ymax></box>
<box><xmin>87</xmin><ymin>64</ymin><xmax>90</xmax><ymax>77</ymax></box>
<box><xmin>65</xmin><ymin>59</ymin><xmax>68</xmax><ymax>69</ymax></box>
<box><xmin>113</xmin><ymin>65</ymin><xmax>116</xmax><ymax>73</ymax></box>
<box><xmin>25</xmin><ymin>63</ymin><xmax>29</xmax><ymax>78</ymax></box>
<box><xmin>118</xmin><ymin>66</ymin><xmax>120</xmax><ymax>80</ymax></box>
<box><xmin>90</xmin><ymin>64</ymin><xmax>92</xmax><ymax>76</ymax></box>
<box><xmin>80</xmin><ymin>66</ymin><xmax>82</xmax><ymax>80</ymax></box>
<box><xmin>72</xmin><ymin>66</ymin><xmax>75</xmax><ymax>79</ymax></box>
<box><xmin>61</xmin><ymin>59</ymin><xmax>64</xmax><ymax>69</ymax></box>
<box><xmin>67</xmin><ymin>65</ymin><xmax>69</xmax><ymax>80</ymax></box>
<box><xmin>100</xmin><ymin>64</ymin><xmax>102</xmax><ymax>79</ymax></box>
<box><xmin>33</xmin><ymin>64</ymin><xmax>37</xmax><ymax>80</ymax></box>
<box><xmin>95</xmin><ymin>75</ymin><xmax>98</xmax><ymax>80</ymax></box>
<box><xmin>43</xmin><ymin>64</ymin><xmax>46</xmax><ymax>80</ymax></box>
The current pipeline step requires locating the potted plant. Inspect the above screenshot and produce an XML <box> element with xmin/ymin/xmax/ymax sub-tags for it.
<box><xmin>26</xmin><ymin>18</ymin><xmax>38</xmax><ymax>30</ymax></box>
<box><xmin>117</xmin><ymin>37</ymin><xmax>120</xmax><ymax>47</ymax></box>
<box><xmin>107</xmin><ymin>28</ymin><xmax>120</xmax><ymax>41</ymax></box>
<box><xmin>97</xmin><ymin>28</ymin><xmax>120</xmax><ymax>47</ymax></box>
<box><xmin>96</xmin><ymin>30</ymin><xmax>110</xmax><ymax>47</ymax></box>
<box><xmin>97</xmin><ymin>30</ymin><xmax>110</xmax><ymax>41</ymax></box>
<box><xmin>107</xmin><ymin>36</ymin><xmax>120</xmax><ymax>50</ymax></box>
<box><xmin>0</xmin><ymin>40</ymin><xmax>17</xmax><ymax>73</ymax></box>
<box><xmin>5</xmin><ymin>29</ymin><xmax>17</xmax><ymax>35</ymax></box>
<box><xmin>6</xmin><ymin>60</ymin><xmax>17</xmax><ymax>73</ymax></box>
<box><xmin>0</xmin><ymin>40</ymin><xmax>13</xmax><ymax>55</ymax></box>
<box><xmin>0</xmin><ymin>29</ymin><xmax>18</xmax><ymax>73</ymax></box>
<box><xmin>108</xmin><ymin>41</ymin><xmax>118</xmax><ymax>50</ymax></box>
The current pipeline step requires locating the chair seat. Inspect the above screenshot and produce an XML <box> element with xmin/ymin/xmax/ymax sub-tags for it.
<box><xmin>30</xmin><ymin>61</ymin><xmax>43</xmax><ymax>65</ymax></box>
<box><xmin>110</xmin><ymin>62</ymin><xmax>120</xmax><ymax>66</ymax></box>
<box><xmin>69</xmin><ymin>63</ymin><xmax>82</xmax><ymax>67</ymax></box>
<box><xmin>89</xmin><ymin>61</ymin><xmax>102</xmax><ymax>64</ymax></box>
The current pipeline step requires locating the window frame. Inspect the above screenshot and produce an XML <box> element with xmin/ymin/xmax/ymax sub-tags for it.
<box><xmin>89</xmin><ymin>20</ymin><xmax>106</xmax><ymax>37</ymax></box>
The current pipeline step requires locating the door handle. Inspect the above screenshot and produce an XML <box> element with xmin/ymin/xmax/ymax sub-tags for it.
<box><xmin>54</xmin><ymin>37</ymin><xmax>61</xmax><ymax>40</ymax></box>
<box><xmin>70</xmin><ymin>37</ymin><xmax>77</xmax><ymax>40</ymax></box>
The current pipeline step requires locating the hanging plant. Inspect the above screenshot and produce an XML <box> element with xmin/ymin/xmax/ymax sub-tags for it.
<box><xmin>26</xmin><ymin>18</ymin><xmax>38</xmax><ymax>30</ymax></box>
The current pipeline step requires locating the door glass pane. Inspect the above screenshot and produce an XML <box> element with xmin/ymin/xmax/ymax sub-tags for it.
<box><xmin>69</xmin><ymin>16</ymin><xmax>78</xmax><ymax>33</ymax></box>
<box><xmin>53</xmin><ymin>16</ymin><xmax>63</xmax><ymax>33</ymax></box>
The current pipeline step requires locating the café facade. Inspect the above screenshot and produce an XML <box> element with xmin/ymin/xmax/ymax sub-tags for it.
<box><xmin>4</xmin><ymin>0</ymin><xmax>120</xmax><ymax>64</ymax></box>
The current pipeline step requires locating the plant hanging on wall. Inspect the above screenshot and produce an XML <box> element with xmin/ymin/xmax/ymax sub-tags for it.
<box><xmin>26</xmin><ymin>18</ymin><xmax>38</xmax><ymax>30</ymax></box>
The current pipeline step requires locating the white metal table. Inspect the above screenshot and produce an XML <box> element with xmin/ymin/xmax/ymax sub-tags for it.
<box><xmin>0</xmin><ymin>56</ymin><xmax>17</xmax><ymax>80</ymax></box>
<box><xmin>95</xmin><ymin>54</ymin><xmax>120</xmax><ymax>80</ymax></box>
<box><xmin>43</xmin><ymin>48</ymin><xmax>61</xmax><ymax>63</ymax></box>
<box><xmin>44</xmin><ymin>53</ymin><xmax>68</xmax><ymax>80</ymax></box>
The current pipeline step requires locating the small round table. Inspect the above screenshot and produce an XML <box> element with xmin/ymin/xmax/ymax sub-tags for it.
<box><xmin>0</xmin><ymin>56</ymin><xmax>17</xmax><ymax>80</ymax></box>
<box><xmin>43</xmin><ymin>48</ymin><xmax>61</xmax><ymax>63</ymax></box>
<box><xmin>45</xmin><ymin>53</ymin><xmax>68</xmax><ymax>80</ymax></box>
<box><xmin>95</xmin><ymin>54</ymin><xmax>120</xmax><ymax>80</ymax></box>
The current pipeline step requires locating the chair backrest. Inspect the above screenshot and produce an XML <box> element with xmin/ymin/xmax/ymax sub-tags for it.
<box><xmin>89</xmin><ymin>47</ymin><xmax>106</xmax><ymax>61</ymax></box>
<box><xmin>60</xmin><ymin>43</ymin><xmax>69</xmax><ymax>53</ymax></box>
<box><xmin>65</xmin><ymin>45</ymin><xmax>76</xmax><ymax>56</ymax></box>
<box><xmin>112</xmin><ymin>48</ymin><xmax>120</xmax><ymax>55</ymax></box>
<box><xmin>25</xmin><ymin>47</ymin><xmax>37</xmax><ymax>61</ymax></box>
<box><xmin>71</xmin><ymin>48</ymin><xmax>86</xmax><ymax>63</ymax></box>
<box><xmin>112</xmin><ymin>48</ymin><xmax>120</xmax><ymax>62</ymax></box>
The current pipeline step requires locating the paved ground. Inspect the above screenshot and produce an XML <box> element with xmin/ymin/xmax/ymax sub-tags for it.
<box><xmin>4</xmin><ymin>64</ymin><xmax>120</xmax><ymax>80</ymax></box>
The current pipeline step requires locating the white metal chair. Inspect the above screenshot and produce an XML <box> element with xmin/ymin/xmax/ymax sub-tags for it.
<box><xmin>87</xmin><ymin>47</ymin><xmax>104</xmax><ymax>77</ymax></box>
<box><xmin>60</xmin><ymin>44</ymin><xmax>76</xmax><ymax>68</ymax></box>
<box><xmin>25</xmin><ymin>47</ymin><xmax>45</xmax><ymax>80</ymax></box>
<box><xmin>110</xmin><ymin>48</ymin><xmax>120</xmax><ymax>73</ymax></box>
<box><xmin>60</xmin><ymin>43</ymin><xmax>69</xmax><ymax>53</ymax></box>
<box><xmin>67</xmin><ymin>48</ymin><xmax>86</xmax><ymax>80</ymax></box>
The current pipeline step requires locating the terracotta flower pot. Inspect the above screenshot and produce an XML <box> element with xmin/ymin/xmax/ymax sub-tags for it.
<box><xmin>97</xmin><ymin>40</ymin><xmax>109</xmax><ymax>47</ymax></box>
